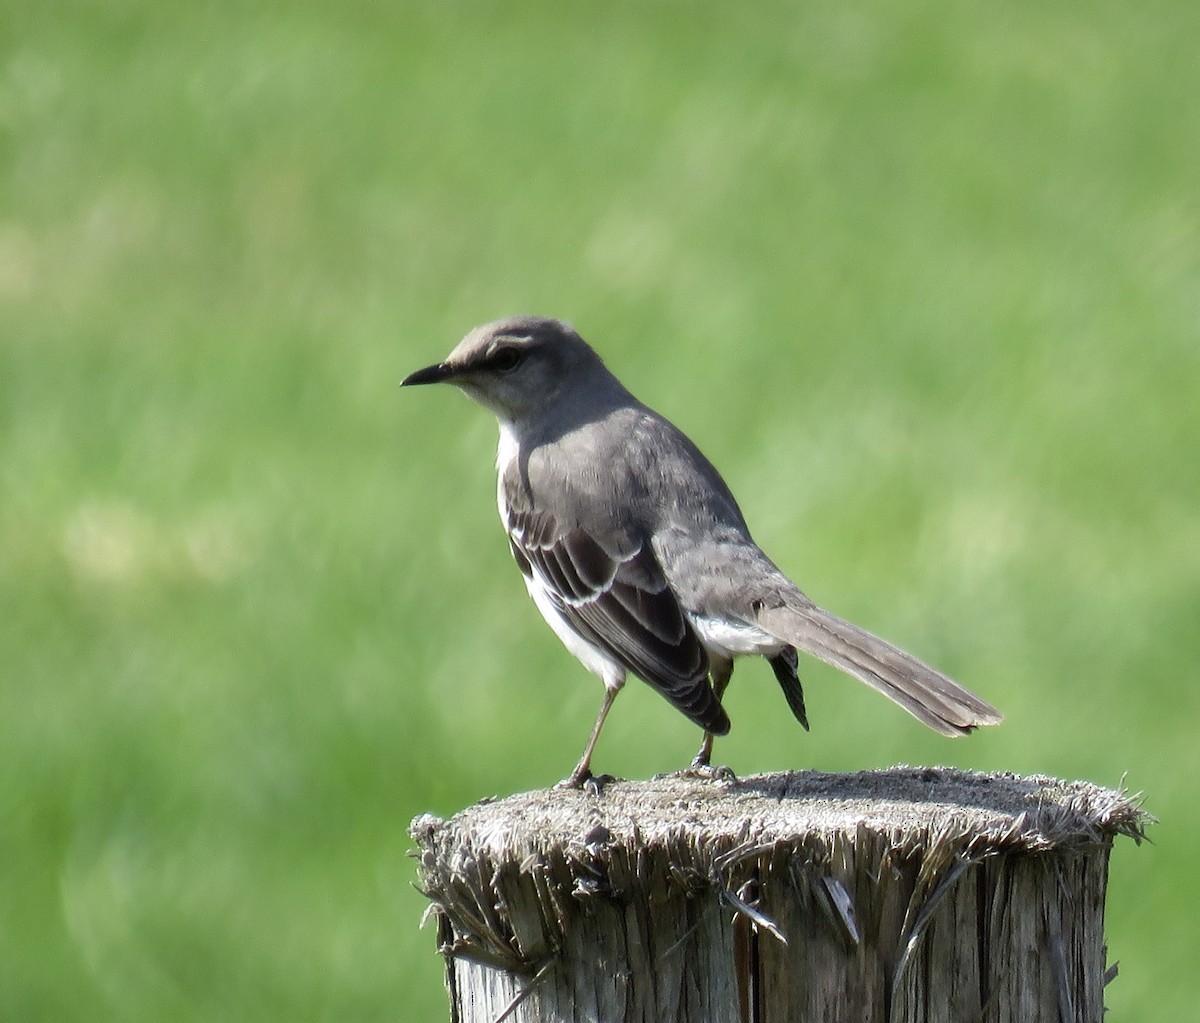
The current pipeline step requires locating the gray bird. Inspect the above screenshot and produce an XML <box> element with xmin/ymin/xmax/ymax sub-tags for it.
<box><xmin>403</xmin><ymin>316</ymin><xmax>1001</xmax><ymax>786</ymax></box>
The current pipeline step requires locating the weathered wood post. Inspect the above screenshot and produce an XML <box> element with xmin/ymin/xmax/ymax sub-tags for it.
<box><xmin>410</xmin><ymin>767</ymin><xmax>1147</xmax><ymax>1022</ymax></box>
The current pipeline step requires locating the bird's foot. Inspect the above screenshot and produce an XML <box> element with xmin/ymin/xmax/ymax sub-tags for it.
<box><xmin>555</xmin><ymin>769</ymin><xmax>616</xmax><ymax>794</ymax></box>
<box><xmin>674</xmin><ymin>758</ymin><xmax>737</xmax><ymax>783</ymax></box>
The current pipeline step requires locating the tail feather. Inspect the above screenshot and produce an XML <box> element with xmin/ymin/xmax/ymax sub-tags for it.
<box><xmin>768</xmin><ymin>648</ymin><xmax>809</xmax><ymax>731</ymax></box>
<box><xmin>756</xmin><ymin>602</ymin><xmax>1002</xmax><ymax>736</ymax></box>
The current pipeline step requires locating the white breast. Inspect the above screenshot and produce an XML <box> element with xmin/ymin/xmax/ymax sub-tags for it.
<box><xmin>495</xmin><ymin>421</ymin><xmax>520</xmax><ymax>522</ymax></box>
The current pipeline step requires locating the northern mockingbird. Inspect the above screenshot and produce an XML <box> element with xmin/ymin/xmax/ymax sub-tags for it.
<box><xmin>403</xmin><ymin>316</ymin><xmax>1001</xmax><ymax>786</ymax></box>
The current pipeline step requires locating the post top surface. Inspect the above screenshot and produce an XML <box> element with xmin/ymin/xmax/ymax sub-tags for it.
<box><xmin>412</xmin><ymin>767</ymin><xmax>1147</xmax><ymax>863</ymax></box>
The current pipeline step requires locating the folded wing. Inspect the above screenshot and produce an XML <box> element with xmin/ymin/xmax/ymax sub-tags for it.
<box><xmin>506</xmin><ymin>503</ymin><xmax>729</xmax><ymax>735</ymax></box>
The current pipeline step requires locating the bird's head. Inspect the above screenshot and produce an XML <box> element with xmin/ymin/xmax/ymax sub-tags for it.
<box><xmin>402</xmin><ymin>316</ymin><xmax>609</xmax><ymax>425</ymax></box>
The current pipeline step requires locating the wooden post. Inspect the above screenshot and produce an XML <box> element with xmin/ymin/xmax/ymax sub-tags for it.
<box><xmin>410</xmin><ymin>767</ymin><xmax>1147</xmax><ymax>1023</ymax></box>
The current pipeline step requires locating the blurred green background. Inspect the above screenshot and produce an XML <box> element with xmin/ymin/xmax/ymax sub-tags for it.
<box><xmin>2</xmin><ymin>0</ymin><xmax>1196</xmax><ymax>1018</ymax></box>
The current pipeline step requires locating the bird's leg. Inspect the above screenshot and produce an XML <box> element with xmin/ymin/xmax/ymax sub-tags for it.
<box><xmin>687</xmin><ymin>660</ymin><xmax>734</xmax><ymax>777</ymax></box>
<box><xmin>690</xmin><ymin>733</ymin><xmax>717</xmax><ymax>772</ymax></box>
<box><xmin>558</xmin><ymin>680</ymin><xmax>622</xmax><ymax>790</ymax></box>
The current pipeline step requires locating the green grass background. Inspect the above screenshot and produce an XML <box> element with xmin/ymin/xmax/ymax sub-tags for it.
<box><xmin>3</xmin><ymin>0</ymin><xmax>1196</xmax><ymax>1018</ymax></box>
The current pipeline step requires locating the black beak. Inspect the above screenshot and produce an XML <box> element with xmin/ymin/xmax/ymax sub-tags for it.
<box><xmin>401</xmin><ymin>362</ymin><xmax>454</xmax><ymax>387</ymax></box>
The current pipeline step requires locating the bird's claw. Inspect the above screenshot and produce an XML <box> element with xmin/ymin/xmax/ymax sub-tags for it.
<box><xmin>555</xmin><ymin>770</ymin><xmax>616</xmax><ymax>794</ymax></box>
<box><xmin>676</xmin><ymin>760</ymin><xmax>737</xmax><ymax>782</ymax></box>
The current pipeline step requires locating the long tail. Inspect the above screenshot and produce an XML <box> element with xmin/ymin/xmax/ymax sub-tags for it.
<box><xmin>755</xmin><ymin>601</ymin><xmax>1002</xmax><ymax>736</ymax></box>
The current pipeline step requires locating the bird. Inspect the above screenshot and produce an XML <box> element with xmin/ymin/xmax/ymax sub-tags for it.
<box><xmin>402</xmin><ymin>316</ymin><xmax>1001</xmax><ymax>787</ymax></box>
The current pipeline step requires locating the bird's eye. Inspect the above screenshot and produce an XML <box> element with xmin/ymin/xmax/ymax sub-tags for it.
<box><xmin>490</xmin><ymin>346</ymin><xmax>524</xmax><ymax>372</ymax></box>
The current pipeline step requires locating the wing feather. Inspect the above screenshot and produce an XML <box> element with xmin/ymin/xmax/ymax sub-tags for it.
<box><xmin>504</xmin><ymin>501</ymin><xmax>727</xmax><ymax>734</ymax></box>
